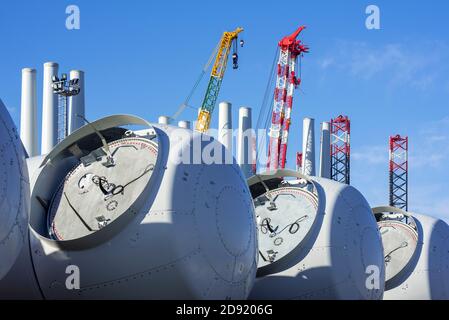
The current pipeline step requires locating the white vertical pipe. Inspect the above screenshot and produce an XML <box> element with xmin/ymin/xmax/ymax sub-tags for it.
<box><xmin>296</xmin><ymin>152</ymin><xmax>302</xmax><ymax>173</ymax></box>
<box><xmin>20</xmin><ymin>68</ymin><xmax>38</xmax><ymax>157</ymax></box>
<box><xmin>319</xmin><ymin>122</ymin><xmax>331</xmax><ymax>178</ymax></box>
<box><xmin>237</xmin><ymin>107</ymin><xmax>254</xmax><ymax>178</ymax></box>
<box><xmin>218</xmin><ymin>101</ymin><xmax>232</xmax><ymax>151</ymax></box>
<box><xmin>178</xmin><ymin>120</ymin><xmax>190</xmax><ymax>129</ymax></box>
<box><xmin>192</xmin><ymin>107</ymin><xmax>202</xmax><ymax>131</ymax></box>
<box><xmin>68</xmin><ymin>70</ymin><xmax>85</xmax><ymax>134</ymax></box>
<box><xmin>41</xmin><ymin>62</ymin><xmax>59</xmax><ymax>154</ymax></box>
<box><xmin>302</xmin><ymin>117</ymin><xmax>316</xmax><ymax>176</ymax></box>
<box><xmin>158</xmin><ymin>116</ymin><xmax>170</xmax><ymax>125</ymax></box>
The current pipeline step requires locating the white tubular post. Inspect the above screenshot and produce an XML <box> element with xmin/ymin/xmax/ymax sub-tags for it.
<box><xmin>302</xmin><ymin>117</ymin><xmax>316</xmax><ymax>176</ymax></box>
<box><xmin>320</xmin><ymin>122</ymin><xmax>331</xmax><ymax>178</ymax></box>
<box><xmin>20</xmin><ymin>68</ymin><xmax>38</xmax><ymax>156</ymax></box>
<box><xmin>237</xmin><ymin>107</ymin><xmax>254</xmax><ymax>178</ymax></box>
<box><xmin>68</xmin><ymin>70</ymin><xmax>85</xmax><ymax>134</ymax></box>
<box><xmin>41</xmin><ymin>62</ymin><xmax>59</xmax><ymax>154</ymax></box>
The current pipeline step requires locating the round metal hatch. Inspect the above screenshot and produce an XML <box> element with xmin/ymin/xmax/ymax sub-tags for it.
<box><xmin>378</xmin><ymin>220</ymin><xmax>418</xmax><ymax>284</ymax></box>
<box><xmin>373</xmin><ymin>206</ymin><xmax>419</xmax><ymax>286</ymax></box>
<box><xmin>248</xmin><ymin>170</ymin><xmax>320</xmax><ymax>270</ymax></box>
<box><xmin>47</xmin><ymin>137</ymin><xmax>158</xmax><ymax>241</ymax></box>
<box><xmin>255</xmin><ymin>186</ymin><xmax>318</xmax><ymax>268</ymax></box>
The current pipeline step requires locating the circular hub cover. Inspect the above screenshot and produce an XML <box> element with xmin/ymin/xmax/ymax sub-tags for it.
<box><xmin>48</xmin><ymin>138</ymin><xmax>158</xmax><ymax>240</ymax></box>
<box><xmin>378</xmin><ymin>220</ymin><xmax>418</xmax><ymax>284</ymax></box>
<box><xmin>254</xmin><ymin>187</ymin><xmax>318</xmax><ymax>268</ymax></box>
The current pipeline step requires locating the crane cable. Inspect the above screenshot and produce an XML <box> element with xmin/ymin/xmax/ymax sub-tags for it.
<box><xmin>256</xmin><ymin>45</ymin><xmax>278</xmax><ymax>131</ymax></box>
<box><xmin>171</xmin><ymin>41</ymin><xmax>221</xmax><ymax>120</ymax></box>
<box><xmin>298</xmin><ymin>54</ymin><xmax>306</xmax><ymax>95</ymax></box>
<box><xmin>255</xmin><ymin>50</ymin><xmax>306</xmax><ymax>170</ymax></box>
<box><xmin>255</xmin><ymin>45</ymin><xmax>279</xmax><ymax>168</ymax></box>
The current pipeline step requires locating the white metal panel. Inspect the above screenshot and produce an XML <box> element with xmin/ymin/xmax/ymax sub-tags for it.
<box><xmin>0</xmin><ymin>99</ymin><xmax>30</xmax><ymax>279</ymax></box>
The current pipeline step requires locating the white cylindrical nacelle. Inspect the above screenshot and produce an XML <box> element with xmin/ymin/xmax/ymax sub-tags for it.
<box><xmin>177</xmin><ymin>120</ymin><xmax>190</xmax><ymax>129</ymax></box>
<box><xmin>248</xmin><ymin>170</ymin><xmax>385</xmax><ymax>300</ymax></box>
<box><xmin>68</xmin><ymin>70</ymin><xmax>85</xmax><ymax>134</ymax></box>
<box><xmin>237</xmin><ymin>107</ymin><xmax>254</xmax><ymax>178</ymax></box>
<box><xmin>373</xmin><ymin>206</ymin><xmax>449</xmax><ymax>300</ymax></box>
<box><xmin>20</xmin><ymin>68</ymin><xmax>38</xmax><ymax>157</ymax></box>
<box><xmin>218</xmin><ymin>102</ymin><xmax>232</xmax><ymax>151</ymax></box>
<box><xmin>41</xmin><ymin>62</ymin><xmax>59</xmax><ymax>154</ymax></box>
<box><xmin>0</xmin><ymin>115</ymin><xmax>257</xmax><ymax>299</ymax></box>
<box><xmin>158</xmin><ymin>116</ymin><xmax>170</xmax><ymax>125</ymax></box>
<box><xmin>319</xmin><ymin>122</ymin><xmax>331</xmax><ymax>179</ymax></box>
<box><xmin>0</xmin><ymin>99</ymin><xmax>30</xmax><ymax>280</ymax></box>
<box><xmin>302</xmin><ymin>117</ymin><xmax>316</xmax><ymax>176</ymax></box>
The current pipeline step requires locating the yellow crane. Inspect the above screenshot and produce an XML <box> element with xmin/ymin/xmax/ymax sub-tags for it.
<box><xmin>172</xmin><ymin>28</ymin><xmax>243</xmax><ymax>133</ymax></box>
<box><xmin>195</xmin><ymin>27</ymin><xmax>243</xmax><ymax>133</ymax></box>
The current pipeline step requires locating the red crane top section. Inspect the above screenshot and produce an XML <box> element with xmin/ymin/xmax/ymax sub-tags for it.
<box><xmin>390</xmin><ymin>135</ymin><xmax>408</xmax><ymax>144</ymax></box>
<box><xmin>332</xmin><ymin>115</ymin><xmax>351</xmax><ymax>134</ymax></box>
<box><xmin>278</xmin><ymin>25</ymin><xmax>309</xmax><ymax>57</ymax></box>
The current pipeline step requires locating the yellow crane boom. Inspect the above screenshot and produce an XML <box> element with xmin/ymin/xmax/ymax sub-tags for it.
<box><xmin>195</xmin><ymin>27</ymin><xmax>243</xmax><ymax>133</ymax></box>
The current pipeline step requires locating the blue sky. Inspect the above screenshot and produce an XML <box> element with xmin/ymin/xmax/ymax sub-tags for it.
<box><xmin>1</xmin><ymin>0</ymin><xmax>449</xmax><ymax>220</ymax></box>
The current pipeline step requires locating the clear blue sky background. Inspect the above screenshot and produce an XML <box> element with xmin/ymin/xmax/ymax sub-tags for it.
<box><xmin>1</xmin><ymin>0</ymin><xmax>449</xmax><ymax>221</ymax></box>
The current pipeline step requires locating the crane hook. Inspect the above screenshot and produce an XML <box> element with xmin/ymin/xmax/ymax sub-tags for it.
<box><xmin>232</xmin><ymin>53</ymin><xmax>239</xmax><ymax>69</ymax></box>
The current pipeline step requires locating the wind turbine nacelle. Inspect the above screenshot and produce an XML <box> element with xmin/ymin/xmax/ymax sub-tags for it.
<box><xmin>373</xmin><ymin>206</ymin><xmax>449</xmax><ymax>300</ymax></box>
<box><xmin>0</xmin><ymin>115</ymin><xmax>257</xmax><ymax>299</ymax></box>
<box><xmin>248</xmin><ymin>171</ymin><xmax>385</xmax><ymax>300</ymax></box>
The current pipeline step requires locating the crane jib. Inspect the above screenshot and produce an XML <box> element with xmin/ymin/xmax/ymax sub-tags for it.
<box><xmin>267</xmin><ymin>26</ymin><xmax>308</xmax><ymax>170</ymax></box>
<box><xmin>195</xmin><ymin>27</ymin><xmax>243</xmax><ymax>133</ymax></box>
<box><xmin>202</xmin><ymin>76</ymin><xmax>223</xmax><ymax>113</ymax></box>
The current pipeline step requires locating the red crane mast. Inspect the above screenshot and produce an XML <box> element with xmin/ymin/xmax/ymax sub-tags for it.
<box><xmin>267</xmin><ymin>26</ymin><xmax>309</xmax><ymax>170</ymax></box>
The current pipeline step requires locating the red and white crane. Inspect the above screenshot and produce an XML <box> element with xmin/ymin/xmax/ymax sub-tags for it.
<box><xmin>267</xmin><ymin>26</ymin><xmax>309</xmax><ymax>171</ymax></box>
<box><xmin>389</xmin><ymin>135</ymin><xmax>408</xmax><ymax>210</ymax></box>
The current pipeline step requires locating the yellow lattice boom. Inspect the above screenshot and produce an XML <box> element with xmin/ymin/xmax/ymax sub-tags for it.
<box><xmin>211</xmin><ymin>27</ymin><xmax>243</xmax><ymax>78</ymax></box>
<box><xmin>195</xmin><ymin>27</ymin><xmax>243</xmax><ymax>133</ymax></box>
